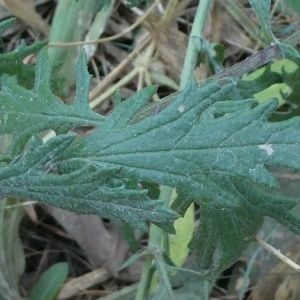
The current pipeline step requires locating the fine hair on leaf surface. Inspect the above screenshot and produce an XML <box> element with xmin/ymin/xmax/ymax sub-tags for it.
<box><xmin>1</xmin><ymin>42</ymin><xmax>300</xmax><ymax>278</ymax></box>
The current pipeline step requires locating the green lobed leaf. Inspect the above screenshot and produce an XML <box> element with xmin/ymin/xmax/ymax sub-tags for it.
<box><xmin>231</xmin><ymin>58</ymin><xmax>300</xmax><ymax>122</ymax></box>
<box><xmin>188</xmin><ymin>175</ymin><xmax>300</xmax><ymax>276</ymax></box>
<box><xmin>229</xmin><ymin>65</ymin><xmax>283</xmax><ymax>100</ymax></box>
<box><xmin>59</xmin><ymin>79</ymin><xmax>300</xmax><ymax>274</ymax></box>
<box><xmin>0</xmin><ymin>50</ymin><xmax>103</xmax><ymax>154</ymax></box>
<box><xmin>28</xmin><ymin>262</ymin><xmax>69</xmax><ymax>300</ymax></box>
<box><xmin>47</xmin><ymin>0</ymin><xmax>103</xmax><ymax>95</ymax></box>
<box><xmin>0</xmin><ymin>134</ymin><xmax>177</xmax><ymax>232</ymax></box>
<box><xmin>0</xmin><ymin>40</ymin><xmax>46</xmax><ymax>89</ymax></box>
<box><xmin>64</xmin><ymin>80</ymin><xmax>300</xmax><ymax>196</ymax></box>
<box><xmin>2</xmin><ymin>50</ymin><xmax>300</xmax><ymax>276</ymax></box>
<box><xmin>280</xmin><ymin>59</ymin><xmax>300</xmax><ymax>119</ymax></box>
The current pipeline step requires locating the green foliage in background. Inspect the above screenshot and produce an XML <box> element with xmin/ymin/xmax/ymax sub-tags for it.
<box><xmin>0</xmin><ymin>18</ymin><xmax>45</xmax><ymax>89</ymax></box>
<box><xmin>28</xmin><ymin>262</ymin><xmax>68</xmax><ymax>300</ymax></box>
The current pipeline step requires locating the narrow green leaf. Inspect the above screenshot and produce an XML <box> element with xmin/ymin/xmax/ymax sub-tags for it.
<box><xmin>249</xmin><ymin>0</ymin><xmax>274</xmax><ymax>43</ymax></box>
<box><xmin>28</xmin><ymin>262</ymin><xmax>69</xmax><ymax>300</ymax></box>
<box><xmin>276</xmin><ymin>41</ymin><xmax>300</xmax><ymax>59</ymax></box>
<box><xmin>0</xmin><ymin>18</ymin><xmax>16</xmax><ymax>34</ymax></box>
<box><xmin>0</xmin><ymin>199</ymin><xmax>24</xmax><ymax>300</ymax></box>
<box><xmin>149</xmin><ymin>72</ymin><xmax>179</xmax><ymax>90</ymax></box>
<box><xmin>119</xmin><ymin>249</ymin><xmax>148</xmax><ymax>271</ymax></box>
<box><xmin>193</xmin><ymin>37</ymin><xmax>224</xmax><ymax>73</ymax></box>
<box><xmin>74</xmin><ymin>50</ymin><xmax>91</xmax><ymax>110</ymax></box>
<box><xmin>120</xmin><ymin>223</ymin><xmax>141</xmax><ymax>251</ymax></box>
<box><xmin>149</xmin><ymin>269</ymin><xmax>209</xmax><ymax>300</ymax></box>
<box><xmin>48</xmin><ymin>0</ymin><xmax>103</xmax><ymax>94</ymax></box>
<box><xmin>84</xmin><ymin>0</ymin><xmax>115</xmax><ymax>60</ymax></box>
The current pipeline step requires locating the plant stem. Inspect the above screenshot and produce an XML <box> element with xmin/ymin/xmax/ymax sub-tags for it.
<box><xmin>213</xmin><ymin>29</ymin><xmax>300</xmax><ymax>80</ymax></box>
<box><xmin>180</xmin><ymin>0</ymin><xmax>213</xmax><ymax>88</ymax></box>
<box><xmin>132</xmin><ymin>29</ymin><xmax>300</xmax><ymax>123</ymax></box>
<box><xmin>135</xmin><ymin>187</ymin><xmax>173</xmax><ymax>300</ymax></box>
<box><xmin>135</xmin><ymin>256</ymin><xmax>153</xmax><ymax>300</ymax></box>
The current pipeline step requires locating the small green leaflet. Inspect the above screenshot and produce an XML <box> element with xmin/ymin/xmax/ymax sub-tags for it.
<box><xmin>0</xmin><ymin>18</ymin><xmax>46</xmax><ymax>89</ymax></box>
<box><xmin>28</xmin><ymin>262</ymin><xmax>68</xmax><ymax>300</ymax></box>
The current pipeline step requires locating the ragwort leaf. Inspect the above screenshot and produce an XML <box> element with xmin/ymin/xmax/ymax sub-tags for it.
<box><xmin>0</xmin><ymin>134</ymin><xmax>177</xmax><ymax>232</ymax></box>
<box><xmin>2</xmin><ymin>50</ymin><xmax>300</xmax><ymax>276</ymax></box>
<box><xmin>65</xmin><ymin>80</ymin><xmax>300</xmax><ymax>198</ymax></box>
<box><xmin>189</xmin><ymin>175</ymin><xmax>300</xmax><ymax>276</ymax></box>
<box><xmin>60</xmin><ymin>79</ymin><xmax>300</xmax><ymax>274</ymax></box>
